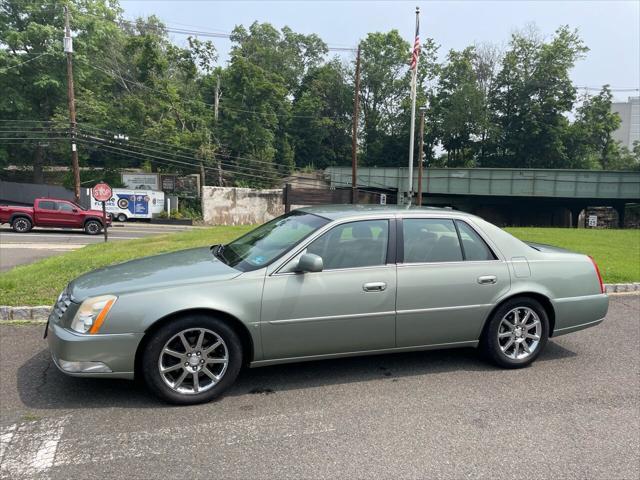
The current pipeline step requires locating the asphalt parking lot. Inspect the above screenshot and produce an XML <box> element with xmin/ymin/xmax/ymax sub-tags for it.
<box><xmin>0</xmin><ymin>223</ymin><xmax>194</xmax><ymax>271</ymax></box>
<box><xmin>0</xmin><ymin>295</ymin><xmax>637</xmax><ymax>479</ymax></box>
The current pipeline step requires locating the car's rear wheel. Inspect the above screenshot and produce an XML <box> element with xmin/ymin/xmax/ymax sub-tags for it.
<box><xmin>141</xmin><ymin>315</ymin><xmax>242</xmax><ymax>405</ymax></box>
<box><xmin>84</xmin><ymin>220</ymin><xmax>102</xmax><ymax>235</ymax></box>
<box><xmin>11</xmin><ymin>217</ymin><xmax>32</xmax><ymax>233</ymax></box>
<box><xmin>480</xmin><ymin>297</ymin><xmax>549</xmax><ymax>368</ymax></box>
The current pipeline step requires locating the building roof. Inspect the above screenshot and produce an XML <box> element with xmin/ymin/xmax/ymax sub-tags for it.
<box><xmin>298</xmin><ymin>204</ymin><xmax>474</xmax><ymax>220</ymax></box>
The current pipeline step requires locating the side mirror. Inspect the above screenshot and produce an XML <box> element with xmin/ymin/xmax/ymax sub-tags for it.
<box><xmin>296</xmin><ymin>253</ymin><xmax>323</xmax><ymax>273</ymax></box>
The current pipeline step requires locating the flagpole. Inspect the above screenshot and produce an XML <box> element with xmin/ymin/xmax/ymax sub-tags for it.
<box><xmin>407</xmin><ymin>6</ymin><xmax>420</xmax><ymax>204</ymax></box>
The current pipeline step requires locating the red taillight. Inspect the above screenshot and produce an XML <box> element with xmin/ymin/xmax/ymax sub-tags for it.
<box><xmin>589</xmin><ymin>256</ymin><xmax>605</xmax><ymax>294</ymax></box>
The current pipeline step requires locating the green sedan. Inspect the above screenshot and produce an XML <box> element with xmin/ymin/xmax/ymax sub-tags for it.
<box><xmin>46</xmin><ymin>206</ymin><xmax>609</xmax><ymax>404</ymax></box>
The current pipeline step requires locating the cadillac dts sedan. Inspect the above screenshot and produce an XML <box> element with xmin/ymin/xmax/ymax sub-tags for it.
<box><xmin>46</xmin><ymin>206</ymin><xmax>609</xmax><ymax>404</ymax></box>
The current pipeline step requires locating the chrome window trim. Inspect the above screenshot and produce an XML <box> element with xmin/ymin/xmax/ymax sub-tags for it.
<box><xmin>398</xmin><ymin>215</ymin><xmax>505</xmax><ymax>263</ymax></box>
<box><xmin>269</xmin><ymin>214</ymin><xmax>396</xmax><ymax>276</ymax></box>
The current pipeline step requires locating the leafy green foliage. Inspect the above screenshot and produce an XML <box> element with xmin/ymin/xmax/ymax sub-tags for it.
<box><xmin>1</xmin><ymin>1</ymin><xmax>635</xmax><ymax>191</ymax></box>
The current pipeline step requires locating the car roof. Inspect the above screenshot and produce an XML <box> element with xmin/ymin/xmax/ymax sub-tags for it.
<box><xmin>297</xmin><ymin>204</ymin><xmax>476</xmax><ymax>220</ymax></box>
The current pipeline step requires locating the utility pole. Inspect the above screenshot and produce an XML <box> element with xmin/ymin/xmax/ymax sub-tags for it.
<box><xmin>213</xmin><ymin>76</ymin><xmax>223</xmax><ymax>186</ymax></box>
<box><xmin>214</xmin><ymin>76</ymin><xmax>220</xmax><ymax>123</ymax></box>
<box><xmin>64</xmin><ymin>5</ymin><xmax>81</xmax><ymax>202</ymax></box>
<box><xmin>351</xmin><ymin>44</ymin><xmax>361</xmax><ymax>204</ymax></box>
<box><xmin>200</xmin><ymin>162</ymin><xmax>206</xmax><ymax>197</ymax></box>
<box><xmin>417</xmin><ymin>106</ymin><xmax>426</xmax><ymax>206</ymax></box>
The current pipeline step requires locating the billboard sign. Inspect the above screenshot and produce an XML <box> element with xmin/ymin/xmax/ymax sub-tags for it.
<box><xmin>122</xmin><ymin>173</ymin><xmax>159</xmax><ymax>191</ymax></box>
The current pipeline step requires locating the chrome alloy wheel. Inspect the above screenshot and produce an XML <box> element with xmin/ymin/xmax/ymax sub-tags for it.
<box><xmin>497</xmin><ymin>307</ymin><xmax>542</xmax><ymax>360</ymax></box>
<box><xmin>158</xmin><ymin>328</ymin><xmax>229</xmax><ymax>395</ymax></box>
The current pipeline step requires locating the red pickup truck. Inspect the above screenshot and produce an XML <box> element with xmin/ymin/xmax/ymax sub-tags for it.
<box><xmin>0</xmin><ymin>198</ymin><xmax>111</xmax><ymax>235</ymax></box>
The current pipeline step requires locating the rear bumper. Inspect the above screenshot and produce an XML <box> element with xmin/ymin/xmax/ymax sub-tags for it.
<box><xmin>46</xmin><ymin>322</ymin><xmax>142</xmax><ymax>379</ymax></box>
<box><xmin>551</xmin><ymin>293</ymin><xmax>609</xmax><ymax>337</ymax></box>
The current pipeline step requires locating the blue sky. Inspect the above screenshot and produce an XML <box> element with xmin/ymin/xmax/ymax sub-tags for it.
<box><xmin>121</xmin><ymin>0</ymin><xmax>640</xmax><ymax>101</ymax></box>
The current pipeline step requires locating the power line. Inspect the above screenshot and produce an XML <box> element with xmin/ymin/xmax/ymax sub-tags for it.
<box><xmin>0</xmin><ymin>52</ymin><xmax>51</xmax><ymax>72</ymax></box>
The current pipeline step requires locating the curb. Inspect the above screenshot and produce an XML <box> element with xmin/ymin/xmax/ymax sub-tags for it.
<box><xmin>1</xmin><ymin>283</ymin><xmax>638</xmax><ymax>322</ymax></box>
<box><xmin>604</xmin><ymin>283</ymin><xmax>640</xmax><ymax>294</ymax></box>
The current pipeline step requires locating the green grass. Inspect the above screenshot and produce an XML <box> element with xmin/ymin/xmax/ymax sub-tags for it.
<box><xmin>0</xmin><ymin>225</ymin><xmax>637</xmax><ymax>306</ymax></box>
<box><xmin>505</xmin><ymin>227</ymin><xmax>640</xmax><ymax>285</ymax></box>
<box><xmin>0</xmin><ymin>225</ymin><xmax>253</xmax><ymax>306</ymax></box>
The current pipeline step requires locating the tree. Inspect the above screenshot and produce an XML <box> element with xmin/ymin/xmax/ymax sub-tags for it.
<box><xmin>567</xmin><ymin>86</ymin><xmax>623</xmax><ymax>169</ymax></box>
<box><xmin>489</xmin><ymin>25</ymin><xmax>588</xmax><ymax>168</ymax></box>
<box><xmin>0</xmin><ymin>0</ymin><xmax>122</xmax><ymax>181</ymax></box>
<box><xmin>359</xmin><ymin>30</ymin><xmax>438</xmax><ymax>167</ymax></box>
<box><xmin>429</xmin><ymin>47</ymin><xmax>485</xmax><ymax>167</ymax></box>
<box><xmin>289</xmin><ymin>60</ymin><xmax>352</xmax><ymax>169</ymax></box>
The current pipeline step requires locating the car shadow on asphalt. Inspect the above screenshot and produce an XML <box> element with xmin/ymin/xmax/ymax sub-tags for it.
<box><xmin>16</xmin><ymin>341</ymin><xmax>577</xmax><ymax>410</ymax></box>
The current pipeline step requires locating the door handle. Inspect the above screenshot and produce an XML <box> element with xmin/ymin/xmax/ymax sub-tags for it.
<box><xmin>363</xmin><ymin>282</ymin><xmax>387</xmax><ymax>292</ymax></box>
<box><xmin>477</xmin><ymin>275</ymin><xmax>497</xmax><ymax>285</ymax></box>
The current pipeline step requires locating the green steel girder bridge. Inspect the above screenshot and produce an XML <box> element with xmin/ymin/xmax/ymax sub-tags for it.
<box><xmin>325</xmin><ymin>167</ymin><xmax>640</xmax><ymax>227</ymax></box>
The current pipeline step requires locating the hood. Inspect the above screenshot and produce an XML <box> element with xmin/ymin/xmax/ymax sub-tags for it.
<box><xmin>69</xmin><ymin>246</ymin><xmax>241</xmax><ymax>301</ymax></box>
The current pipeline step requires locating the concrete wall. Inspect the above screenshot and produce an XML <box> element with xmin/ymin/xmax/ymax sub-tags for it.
<box><xmin>202</xmin><ymin>186</ymin><xmax>284</xmax><ymax>225</ymax></box>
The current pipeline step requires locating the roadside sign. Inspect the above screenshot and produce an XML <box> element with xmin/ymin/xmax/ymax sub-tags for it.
<box><xmin>588</xmin><ymin>215</ymin><xmax>598</xmax><ymax>228</ymax></box>
<box><xmin>92</xmin><ymin>182</ymin><xmax>112</xmax><ymax>243</ymax></box>
<box><xmin>92</xmin><ymin>182</ymin><xmax>113</xmax><ymax>202</ymax></box>
<box><xmin>379</xmin><ymin>194</ymin><xmax>387</xmax><ymax>205</ymax></box>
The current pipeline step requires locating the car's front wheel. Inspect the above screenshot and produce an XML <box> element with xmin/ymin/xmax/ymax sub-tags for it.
<box><xmin>141</xmin><ymin>315</ymin><xmax>243</xmax><ymax>404</ymax></box>
<box><xmin>480</xmin><ymin>297</ymin><xmax>549</xmax><ymax>368</ymax></box>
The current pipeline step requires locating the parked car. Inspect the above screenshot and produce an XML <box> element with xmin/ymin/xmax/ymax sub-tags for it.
<box><xmin>0</xmin><ymin>198</ymin><xmax>111</xmax><ymax>234</ymax></box>
<box><xmin>46</xmin><ymin>206</ymin><xmax>608</xmax><ymax>404</ymax></box>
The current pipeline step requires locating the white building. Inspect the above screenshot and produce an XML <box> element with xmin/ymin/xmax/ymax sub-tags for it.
<box><xmin>611</xmin><ymin>96</ymin><xmax>640</xmax><ymax>149</ymax></box>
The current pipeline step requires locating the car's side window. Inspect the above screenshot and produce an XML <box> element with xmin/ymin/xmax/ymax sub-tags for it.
<box><xmin>39</xmin><ymin>201</ymin><xmax>56</xmax><ymax>210</ymax></box>
<box><xmin>403</xmin><ymin>219</ymin><xmax>463</xmax><ymax>263</ymax></box>
<box><xmin>455</xmin><ymin>221</ymin><xmax>497</xmax><ymax>261</ymax></box>
<box><xmin>57</xmin><ymin>202</ymin><xmax>74</xmax><ymax>212</ymax></box>
<box><xmin>306</xmin><ymin>219</ymin><xmax>389</xmax><ymax>270</ymax></box>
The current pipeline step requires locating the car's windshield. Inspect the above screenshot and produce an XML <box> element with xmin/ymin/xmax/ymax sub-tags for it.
<box><xmin>218</xmin><ymin>211</ymin><xmax>329</xmax><ymax>271</ymax></box>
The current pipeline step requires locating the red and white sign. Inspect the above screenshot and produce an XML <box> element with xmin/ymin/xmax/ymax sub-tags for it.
<box><xmin>92</xmin><ymin>182</ymin><xmax>113</xmax><ymax>202</ymax></box>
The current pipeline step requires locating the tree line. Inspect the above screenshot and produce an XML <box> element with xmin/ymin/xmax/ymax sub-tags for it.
<box><xmin>1</xmin><ymin>0</ymin><xmax>638</xmax><ymax>189</ymax></box>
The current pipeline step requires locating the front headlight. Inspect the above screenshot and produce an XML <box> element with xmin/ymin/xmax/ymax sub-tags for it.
<box><xmin>70</xmin><ymin>295</ymin><xmax>117</xmax><ymax>334</ymax></box>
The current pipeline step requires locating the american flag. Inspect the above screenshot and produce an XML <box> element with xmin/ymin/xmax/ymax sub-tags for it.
<box><xmin>410</xmin><ymin>15</ymin><xmax>420</xmax><ymax>70</ymax></box>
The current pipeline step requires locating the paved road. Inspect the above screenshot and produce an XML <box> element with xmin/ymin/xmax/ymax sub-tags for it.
<box><xmin>0</xmin><ymin>223</ymin><xmax>194</xmax><ymax>272</ymax></box>
<box><xmin>0</xmin><ymin>295</ymin><xmax>637</xmax><ymax>479</ymax></box>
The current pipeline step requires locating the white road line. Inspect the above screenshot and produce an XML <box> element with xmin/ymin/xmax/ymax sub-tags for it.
<box><xmin>0</xmin><ymin>234</ymin><xmax>142</xmax><ymax>240</ymax></box>
<box><xmin>0</xmin><ymin>423</ymin><xmax>16</xmax><ymax>465</ymax></box>
<box><xmin>0</xmin><ymin>243</ymin><xmax>84</xmax><ymax>250</ymax></box>
<box><xmin>0</xmin><ymin>416</ymin><xmax>69</xmax><ymax>478</ymax></box>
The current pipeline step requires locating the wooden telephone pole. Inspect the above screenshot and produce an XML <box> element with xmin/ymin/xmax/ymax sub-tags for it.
<box><xmin>351</xmin><ymin>44</ymin><xmax>361</xmax><ymax>204</ymax></box>
<box><xmin>64</xmin><ymin>5</ymin><xmax>81</xmax><ymax>202</ymax></box>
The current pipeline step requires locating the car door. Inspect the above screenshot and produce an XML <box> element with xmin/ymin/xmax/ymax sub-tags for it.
<box><xmin>396</xmin><ymin>217</ymin><xmax>510</xmax><ymax>347</ymax></box>
<box><xmin>35</xmin><ymin>200</ymin><xmax>59</xmax><ymax>226</ymax></box>
<box><xmin>260</xmin><ymin>218</ymin><xmax>397</xmax><ymax>360</ymax></box>
<box><xmin>55</xmin><ymin>201</ymin><xmax>80</xmax><ymax>228</ymax></box>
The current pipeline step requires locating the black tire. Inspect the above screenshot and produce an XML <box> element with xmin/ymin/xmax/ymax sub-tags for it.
<box><xmin>480</xmin><ymin>297</ymin><xmax>549</xmax><ymax>369</ymax></box>
<box><xmin>117</xmin><ymin>213</ymin><xmax>127</xmax><ymax>222</ymax></box>
<box><xmin>84</xmin><ymin>219</ymin><xmax>102</xmax><ymax>235</ymax></box>
<box><xmin>11</xmin><ymin>216</ymin><xmax>32</xmax><ymax>233</ymax></box>
<box><xmin>141</xmin><ymin>314</ymin><xmax>243</xmax><ymax>405</ymax></box>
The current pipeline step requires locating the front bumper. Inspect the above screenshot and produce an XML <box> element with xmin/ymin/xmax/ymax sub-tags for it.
<box><xmin>46</xmin><ymin>322</ymin><xmax>143</xmax><ymax>379</ymax></box>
